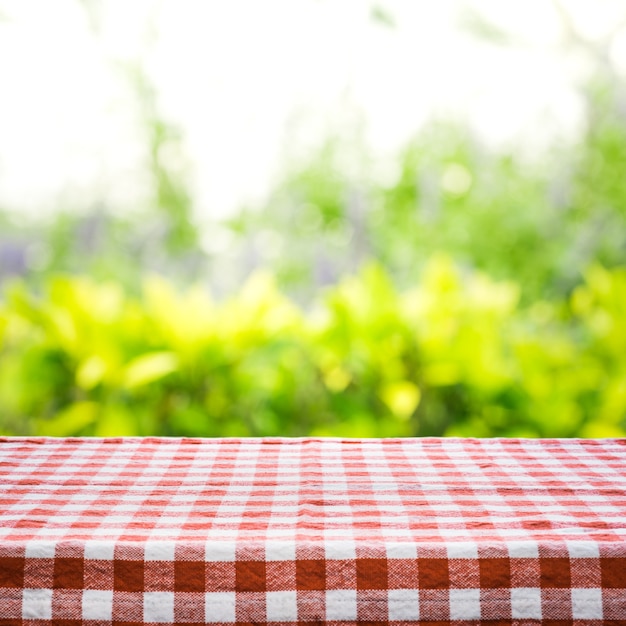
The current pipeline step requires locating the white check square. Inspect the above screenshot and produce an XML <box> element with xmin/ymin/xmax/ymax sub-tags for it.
<box><xmin>24</xmin><ymin>541</ymin><xmax>56</xmax><ymax>559</ymax></box>
<box><xmin>82</xmin><ymin>590</ymin><xmax>113</xmax><ymax>620</ymax></box>
<box><xmin>508</xmin><ymin>541</ymin><xmax>539</xmax><ymax>558</ymax></box>
<box><xmin>206</xmin><ymin>592</ymin><xmax>236</xmax><ymax>623</ymax></box>
<box><xmin>144</xmin><ymin>591</ymin><xmax>174</xmax><ymax>623</ymax></box>
<box><xmin>511</xmin><ymin>587</ymin><xmax>542</xmax><ymax>619</ymax></box>
<box><xmin>325</xmin><ymin>540</ymin><xmax>356</xmax><ymax>560</ymax></box>
<box><xmin>447</xmin><ymin>542</ymin><xmax>478</xmax><ymax>559</ymax></box>
<box><xmin>571</xmin><ymin>588</ymin><xmax>603</xmax><ymax>619</ymax></box>
<box><xmin>388</xmin><ymin>589</ymin><xmax>420</xmax><ymax>620</ymax></box>
<box><xmin>567</xmin><ymin>541</ymin><xmax>600</xmax><ymax>558</ymax></box>
<box><xmin>265</xmin><ymin>540</ymin><xmax>296</xmax><ymax>561</ymax></box>
<box><xmin>144</xmin><ymin>540</ymin><xmax>176</xmax><ymax>561</ymax></box>
<box><xmin>266</xmin><ymin>591</ymin><xmax>298</xmax><ymax>621</ymax></box>
<box><xmin>385</xmin><ymin>542</ymin><xmax>418</xmax><ymax>559</ymax></box>
<box><xmin>22</xmin><ymin>589</ymin><xmax>53</xmax><ymax>620</ymax></box>
<box><xmin>84</xmin><ymin>540</ymin><xmax>115</xmax><ymax>560</ymax></box>
<box><xmin>450</xmin><ymin>588</ymin><xmax>481</xmax><ymax>620</ymax></box>
<box><xmin>206</xmin><ymin>540</ymin><xmax>236</xmax><ymax>562</ymax></box>
<box><xmin>326</xmin><ymin>589</ymin><xmax>357</xmax><ymax>621</ymax></box>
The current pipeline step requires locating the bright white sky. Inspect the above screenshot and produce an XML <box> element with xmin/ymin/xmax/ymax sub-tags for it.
<box><xmin>0</xmin><ymin>0</ymin><xmax>625</xmax><ymax>223</ymax></box>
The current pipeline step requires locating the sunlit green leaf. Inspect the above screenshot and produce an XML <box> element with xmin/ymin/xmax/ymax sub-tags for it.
<box><xmin>38</xmin><ymin>402</ymin><xmax>99</xmax><ymax>436</ymax></box>
<box><xmin>379</xmin><ymin>381</ymin><xmax>421</xmax><ymax>420</ymax></box>
<box><xmin>94</xmin><ymin>406</ymin><xmax>139</xmax><ymax>436</ymax></box>
<box><xmin>123</xmin><ymin>351</ymin><xmax>179</xmax><ymax>389</ymax></box>
<box><xmin>76</xmin><ymin>355</ymin><xmax>108</xmax><ymax>390</ymax></box>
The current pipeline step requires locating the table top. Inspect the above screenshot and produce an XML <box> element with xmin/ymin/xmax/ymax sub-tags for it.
<box><xmin>0</xmin><ymin>436</ymin><xmax>625</xmax><ymax>624</ymax></box>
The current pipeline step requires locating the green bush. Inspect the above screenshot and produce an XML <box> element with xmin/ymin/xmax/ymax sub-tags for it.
<box><xmin>0</xmin><ymin>257</ymin><xmax>624</xmax><ymax>438</ymax></box>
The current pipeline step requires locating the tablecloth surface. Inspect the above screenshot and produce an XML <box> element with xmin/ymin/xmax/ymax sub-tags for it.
<box><xmin>0</xmin><ymin>436</ymin><xmax>625</xmax><ymax>625</ymax></box>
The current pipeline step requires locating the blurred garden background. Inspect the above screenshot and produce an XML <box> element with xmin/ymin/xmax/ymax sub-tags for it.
<box><xmin>0</xmin><ymin>0</ymin><xmax>625</xmax><ymax>438</ymax></box>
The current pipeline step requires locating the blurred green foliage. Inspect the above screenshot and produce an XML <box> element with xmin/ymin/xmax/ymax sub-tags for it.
<box><xmin>235</xmin><ymin>107</ymin><xmax>626</xmax><ymax>305</ymax></box>
<box><xmin>1</xmin><ymin>2</ymin><xmax>626</xmax><ymax>438</ymax></box>
<box><xmin>1</xmin><ymin>258</ymin><xmax>624</xmax><ymax>438</ymax></box>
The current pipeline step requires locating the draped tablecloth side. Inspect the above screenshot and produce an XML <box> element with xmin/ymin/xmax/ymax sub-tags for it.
<box><xmin>0</xmin><ymin>436</ymin><xmax>625</xmax><ymax>625</ymax></box>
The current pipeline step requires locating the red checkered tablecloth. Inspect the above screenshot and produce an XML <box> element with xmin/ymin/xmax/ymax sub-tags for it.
<box><xmin>0</xmin><ymin>437</ymin><xmax>625</xmax><ymax>625</ymax></box>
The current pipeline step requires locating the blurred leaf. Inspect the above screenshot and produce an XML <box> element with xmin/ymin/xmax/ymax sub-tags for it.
<box><xmin>123</xmin><ymin>351</ymin><xmax>179</xmax><ymax>389</ymax></box>
<box><xmin>323</xmin><ymin>365</ymin><xmax>352</xmax><ymax>392</ymax></box>
<box><xmin>423</xmin><ymin>362</ymin><xmax>460</xmax><ymax>387</ymax></box>
<box><xmin>76</xmin><ymin>355</ymin><xmax>108</xmax><ymax>390</ymax></box>
<box><xmin>38</xmin><ymin>402</ymin><xmax>99</xmax><ymax>436</ymax></box>
<box><xmin>380</xmin><ymin>381</ymin><xmax>421</xmax><ymax>420</ymax></box>
<box><xmin>94</xmin><ymin>406</ymin><xmax>139</xmax><ymax>436</ymax></box>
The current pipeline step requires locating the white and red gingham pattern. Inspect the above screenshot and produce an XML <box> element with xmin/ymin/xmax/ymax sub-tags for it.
<box><xmin>0</xmin><ymin>436</ymin><xmax>625</xmax><ymax>624</ymax></box>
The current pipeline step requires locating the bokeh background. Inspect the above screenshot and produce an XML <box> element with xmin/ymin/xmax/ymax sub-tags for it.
<box><xmin>1</xmin><ymin>0</ymin><xmax>625</xmax><ymax>438</ymax></box>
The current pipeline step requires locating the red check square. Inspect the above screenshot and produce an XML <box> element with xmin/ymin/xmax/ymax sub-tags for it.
<box><xmin>235</xmin><ymin>560</ymin><xmax>266</xmax><ymax>592</ymax></box>
<box><xmin>479</xmin><ymin>558</ymin><xmax>511</xmax><ymax>588</ymax></box>
<box><xmin>0</xmin><ymin>558</ymin><xmax>24</xmax><ymax>588</ymax></box>
<box><xmin>113</xmin><ymin>559</ymin><xmax>144</xmax><ymax>592</ymax></box>
<box><xmin>53</xmin><ymin>557</ymin><xmax>84</xmax><ymax>589</ymax></box>
<box><xmin>600</xmin><ymin>557</ymin><xmax>626</xmax><ymax>588</ymax></box>
<box><xmin>418</xmin><ymin>558</ymin><xmax>449</xmax><ymax>589</ymax></box>
<box><xmin>540</xmin><ymin>557</ymin><xmax>571</xmax><ymax>588</ymax></box>
<box><xmin>356</xmin><ymin>558</ymin><xmax>388</xmax><ymax>590</ymax></box>
<box><xmin>296</xmin><ymin>559</ymin><xmax>326</xmax><ymax>590</ymax></box>
<box><xmin>175</xmin><ymin>560</ymin><xmax>206</xmax><ymax>592</ymax></box>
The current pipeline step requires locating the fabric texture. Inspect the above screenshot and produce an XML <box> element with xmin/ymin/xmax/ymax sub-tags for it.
<box><xmin>0</xmin><ymin>436</ymin><xmax>625</xmax><ymax>625</ymax></box>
